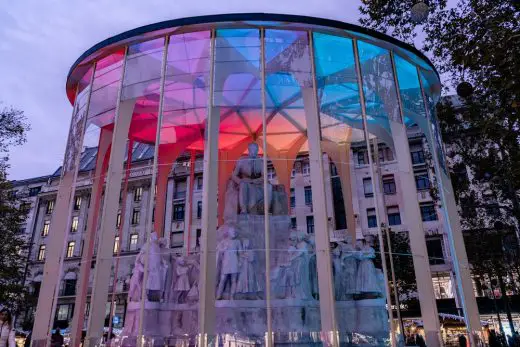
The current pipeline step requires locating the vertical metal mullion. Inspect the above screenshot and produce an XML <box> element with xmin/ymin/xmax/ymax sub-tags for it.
<box><xmin>198</xmin><ymin>28</ymin><xmax>217</xmax><ymax>347</ymax></box>
<box><xmin>352</xmin><ymin>39</ymin><xmax>396</xmax><ymax>347</ymax></box>
<box><xmin>308</xmin><ymin>30</ymin><xmax>339</xmax><ymax>347</ymax></box>
<box><xmin>137</xmin><ymin>36</ymin><xmax>170</xmax><ymax>347</ymax></box>
<box><xmin>260</xmin><ymin>27</ymin><xmax>273</xmax><ymax>347</ymax></box>
<box><xmin>68</xmin><ymin>62</ymin><xmax>98</xmax><ymax>347</ymax></box>
<box><xmin>41</xmin><ymin>81</ymin><xmax>81</xmax><ymax>347</ymax></box>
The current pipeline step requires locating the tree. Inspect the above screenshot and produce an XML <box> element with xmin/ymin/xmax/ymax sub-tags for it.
<box><xmin>0</xmin><ymin>104</ymin><xmax>31</xmax><ymax>314</ymax></box>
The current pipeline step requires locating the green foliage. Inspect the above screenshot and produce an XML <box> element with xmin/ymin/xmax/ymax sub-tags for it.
<box><xmin>373</xmin><ymin>230</ymin><xmax>417</xmax><ymax>301</ymax></box>
<box><xmin>0</xmin><ymin>104</ymin><xmax>31</xmax><ymax>314</ymax></box>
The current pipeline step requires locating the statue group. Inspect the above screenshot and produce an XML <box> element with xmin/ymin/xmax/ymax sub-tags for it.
<box><xmin>121</xmin><ymin>143</ymin><xmax>388</xmax><ymax>341</ymax></box>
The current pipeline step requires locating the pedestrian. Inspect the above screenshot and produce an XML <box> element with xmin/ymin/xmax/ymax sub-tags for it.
<box><xmin>0</xmin><ymin>308</ymin><xmax>15</xmax><ymax>347</ymax></box>
<box><xmin>459</xmin><ymin>334</ymin><xmax>467</xmax><ymax>347</ymax></box>
<box><xmin>24</xmin><ymin>332</ymin><xmax>31</xmax><ymax>347</ymax></box>
<box><xmin>51</xmin><ymin>329</ymin><xmax>64</xmax><ymax>347</ymax></box>
<box><xmin>489</xmin><ymin>330</ymin><xmax>501</xmax><ymax>347</ymax></box>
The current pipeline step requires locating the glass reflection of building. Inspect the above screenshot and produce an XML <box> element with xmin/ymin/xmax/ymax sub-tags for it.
<box><xmin>29</xmin><ymin>14</ymin><xmax>482</xmax><ymax>347</ymax></box>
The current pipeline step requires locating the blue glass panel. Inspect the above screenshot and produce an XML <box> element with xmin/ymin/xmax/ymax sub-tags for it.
<box><xmin>313</xmin><ymin>32</ymin><xmax>364</xmax><ymax>143</ymax></box>
<box><xmin>420</xmin><ymin>71</ymin><xmax>447</xmax><ymax>175</ymax></box>
<box><xmin>357</xmin><ymin>40</ymin><xmax>399</xmax><ymax>150</ymax></box>
<box><xmin>395</xmin><ymin>54</ymin><xmax>448</xmax><ymax>174</ymax></box>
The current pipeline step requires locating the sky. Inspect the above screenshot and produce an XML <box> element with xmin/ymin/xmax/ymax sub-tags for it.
<box><xmin>0</xmin><ymin>0</ymin><xmax>366</xmax><ymax>180</ymax></box>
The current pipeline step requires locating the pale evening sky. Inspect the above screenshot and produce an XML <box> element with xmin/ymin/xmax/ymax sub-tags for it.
<box><xmin>1</xmin><ymin>0</ymin><xmax>416</xmax><ymax>180</ymax></box>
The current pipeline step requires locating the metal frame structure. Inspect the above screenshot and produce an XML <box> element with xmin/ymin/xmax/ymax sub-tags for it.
<box><xmin>32</xmin><ymin>14</ymin><xmax>481</xmax><ymax>347</ymax></box>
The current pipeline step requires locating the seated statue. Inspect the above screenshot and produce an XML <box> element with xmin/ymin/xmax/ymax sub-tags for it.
<box><xmin>230</xmin><ymin>143</ymin><xmax>273</xmax><ymax>215</ymax></box>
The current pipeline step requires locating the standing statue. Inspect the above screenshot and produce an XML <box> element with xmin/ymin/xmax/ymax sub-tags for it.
<box><xmin>216</xmin><ymin>225</ymin><xmax>242</xmax><ymax>299</ymax></box>
<box><xmin>146</xmin><ymin>232</ymin><xmax>168</xmax><ymax>302</ymax></box>
<box><xmin>339</xmin><ymin>237</ymin><xmax>358</xmax><ymax>299</ymax></box>
<box><xmin>186</xmin><ymin>259</ymin><xmax>200</xmax><ymax>304</ymax></box>
<box><xmin>287</xmin><ymin>231</ymin><xmax>313</xmax><ymax>299</ymax></box>
<box><xmin>332</xmin><ymin>244</ymin><xmax>344</xmax><ymax>300</ymax></box>
<box><xmin>230</xmin><ymin>142</ymin><xmax>272</xmax><ymax>215</ymax></box>
<box><xmin>355</xmin><ymin>239</ymin><xmax>380</xmax><ymax>295</ymax></box>
<box><xmin>128</xmin><ymin>249</ymin><xmax>145</xmax><ymax>302</ymax></box>
<box><xmin>172</xmin><ymin>256</ymin><xmax>191</xmax><ymax>303</ymax></box>
<box><xmin>236</xmin><ymin>239</ymin><xmax>260</xmax><ymax>299</ymax></box>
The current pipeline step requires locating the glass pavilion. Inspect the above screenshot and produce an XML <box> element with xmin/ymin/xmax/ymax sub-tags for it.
<box><xmin>31</xmin><ymin>13</ymin><xmax>481</xmax><ymax>347</ymax></box>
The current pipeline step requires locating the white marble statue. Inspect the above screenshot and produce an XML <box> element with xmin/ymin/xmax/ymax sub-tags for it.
<box><xmin>172</xmin><ymin>256</ymin><xmax>191</xmax><ymax>303</ymax></box>
<box><xmin>186</xmin><ymin>259</ymin><xmax>200</xmax><ymax>304</ymax></box>
<box><xmin>355</xmin><ymin>239</ymin><xmax>380</xmax><ymax>295</ymax></box>
<box><xmin>230</xmin><ymin>142</ymin><xmax>272</xmax><ymax>215</ymax></box>
<box><xmin>216</xmin><ymin>225</ymin><xmax>242</xmax><ymax>299</ymax></box>
<box><xmin>286</xmin><ymin>231</ymin><xmax>313</xmax><ymax>299</ymax></box>
<box><xmin>236</xmin><ymin>239</ymin><xmax>260</xmax><ymax>298</ymax></box>
<box><xmin>146</xmin><ymin>232</ymin><xmax>168</xmax><ymax>301</ymax></box>
<box><xmin>332</xmin><ymin>244</ymin><xmax>343</xmax><ymax>300</ymax></box>
<box><xmin>340</xmin><ymin>237</ymin><xmax>358</xmax><ymax>299</ymax></box>
<box><xmin>128</xmin><ymin>250</ymin><xmax>145</xmax><ymax>302</ymax></box>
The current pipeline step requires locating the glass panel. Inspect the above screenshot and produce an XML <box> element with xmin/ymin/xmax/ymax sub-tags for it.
<box><xmin>264</xmin><ymin>29</ymin><xmax>321</xmax><ymax>344</ymax></box>
<box><xmin>213</xmin><ymin>28</ymin><xmax>267</xmax><ymax>344</ymax></box>
<box><xmin>93</xmin><ymin>38</ymin><xmax>165</xmax><ymax>346</ymax></box>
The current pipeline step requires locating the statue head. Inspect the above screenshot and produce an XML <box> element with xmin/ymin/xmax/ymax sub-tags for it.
<box><xmin>227</xmin><ymin>225</ymin><xmax>237</xmax><ymax>239</ymax></box>
<box><xmin>247</xmin><ymin>142</ymin><xmax>259</xmax><ymax>158</ymax></box>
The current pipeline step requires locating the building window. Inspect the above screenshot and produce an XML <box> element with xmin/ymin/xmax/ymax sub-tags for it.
<box><xmin>385</xmin><ymin>147</ymin><xmax>394</xmax><ymax>161</ymax></box>
<box><xmin>112</xmin><ymin>236</ymin><xmax>120</xmax><ymax>254</ymax></box>
<box><xmin>420</xmin><ymin>203</ymin><xmax>438</xmax><ymax>221</ymax></box>
<box><xmin>29</xmin><ymin>186</ymin><xmax>41</xmax><ymax>197</ymax></box>
<box><xmin>66</xmin><ymin>241</ymin><xmax>75</xmax><ymax>258</ymax></box>
<box><xmin>71</xmin><ymin>216</ymin><xmax>79</xmax><ymax>233</ymax></box>
<box><xmin>196</xmin><ymin>229</ymin><xmax>202</xmax><ymax>248</ymax></box>
<box><xmin>134</xmin><ymin>187</ymin><xmax>143</xmax><ymax>202</ymax></box>
<box><xmin>57</xmin><ymin>304</ymin><xmax>73</xmax><ymax>321</ymax></box>
<box><xmin>426</xmin><ymin>237</ymin><xmax>445</xmax><ymax>265</ymax></box>
<box><xmin>267</xmin><ymin>167</ymin><xmax>276</xmax><ymax>179</ymax></box>
<box><xmin>196</xmin><ymin>176</ymin><xmax>203</xmax><ymax>190</ymax></box>
<box><xmin>63</xmin><ymin>279</ymin><xmax>76</xmax><ymax>296</ymax></box>
<box><xmin>382</xmin><ymin>175</ymin><xmax>396</xmax><ymax>195</ymax></box>
<box><xmin>116</xmin><ymin>211</ymin><xmax>122</xmax><ymax>228</ymax></box>
<box><xmin>363</xmin><ymin>178</ymin><xmax>373</xmax><ymax>197</ymax></box>
<box><xmin>291</xmin><ymin>169</ymin><xmax>296</xmax><ymax>178</ymax></box>
<box><xmin>42</xmin><ymin>220</ymin><xmax>50</xmax><ymax>236</ymax></box>
<box><xmin>46</xmin><ymin>200</ymin><xmax>55</xmax><ymax>214</ymax></box>
<box><xmin>37</xmin><ymin>245</ymin><xmax>46</xmax><ymax>261</ymax></box>
<box><xmin>129</xmin><ymin>234</ymin><xmax>139</xmax><ymax>251</ymax></box>
<box><xmin>74</xmin><ymin>196</ymin><xmax>82</xmax><ymax>211</ymax></box>
<box><xmin>130</xmin><ymin>209</ymin><xmax>140</xmax><ymax>225</ymax></box>
<box><xmin>171</xmin><ymin>232</ymin><xmax>183</xmax><ymax>248</ymax></box>
<box><xmin>197</xmin><ymin>201</ymin><xmax>202</xmax><ymax>219</ymax></box>
<box><xmin>173</xmin><ymin>204</ymin><xmax>185</xmax><ymax>221</ymax></box>
<box><xmin>330</xmin><ymin>163</ymin><xmax>338</xmax><ymax>177</ymax></box>
<box><xmin>378</xmin><ymin>149</ymin><xmax>385</xmax><ymax>163</ymax></box>
<box><xmin>411</xmin><ymin>150</ymin><xmax>425</xmax><ymax>165</ymax></box>
<box><xmin>290</xmin><ymin>188</ymin><xmax>295</xmax><ymax>208</ymax></box>
<box><xmin>357</xmin><ymin>151</ymin><xmax>366</xmax><ymax>165</ymax></box>
<box><xmin>367</xmin><ymin>208</ymin><xmax>377</xmax><ymax>228</ymax></box>
<box><xmin>302</xmin><ymin>162</ymin><xmax>310</xmax><ymax>176</ymax></box>
<box><xmin>306</xmin><ymin>216</ymin><xmax>314</xmax><ymax>234</ymax></box>
<box><xmin>387</xmin><ymin>206</ymin><xmax>401</xmax><ymax>226</ymax></box>
<box><xmin>432</xmin><ymin>275</ymin><xmax>453</xmax><ymax>299</ymax></box>
<box><xmin>415</xmin><ymin>171</ymin><xmax>430</xmax><ymax>190</ymax></box>
<box><xmin>291</xmin><ymin>217</ymin><xmax>297</xmax><ymax>229</ymax></box>
<box><xmin>304</xmin><ymin>186</ymin><xmax>312</xmax><ymax>206</ymax></box>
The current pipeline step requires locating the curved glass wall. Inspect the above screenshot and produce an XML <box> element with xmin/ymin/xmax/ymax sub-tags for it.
<box><xmin>32</xmin><ymin>18</ymin><xmax>481</xmax><ymax>347</ymax></box>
